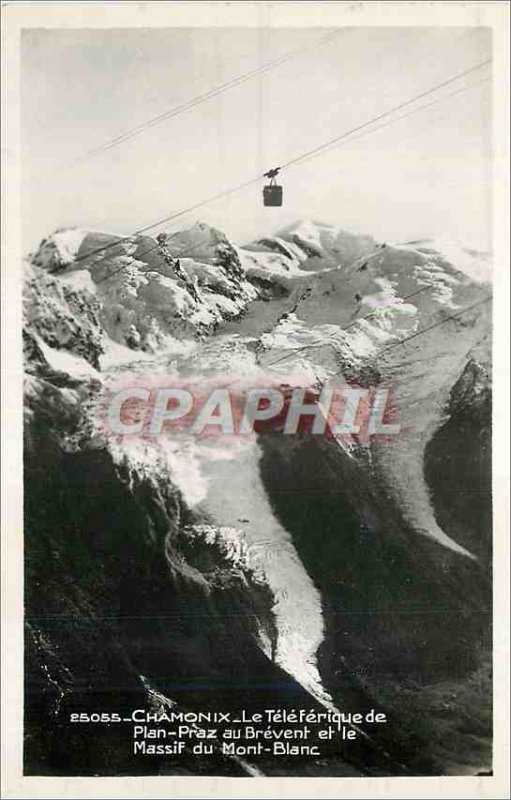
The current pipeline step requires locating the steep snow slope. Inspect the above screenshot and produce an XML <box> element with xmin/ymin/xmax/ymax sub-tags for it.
<box><xmin>257</xmin><ymin>241</ymin><xmax>491</xmax><ymax>558</ymax></box>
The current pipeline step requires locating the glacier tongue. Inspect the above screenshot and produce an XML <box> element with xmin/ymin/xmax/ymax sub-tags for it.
<box><xmin>195</xmin><ymin>440</ymin><xmax>331</xmax><ymax>704</ymax></box>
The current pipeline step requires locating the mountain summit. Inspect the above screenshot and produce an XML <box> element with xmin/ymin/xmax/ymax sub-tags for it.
<box><xmin>244</xmin><ymin>219</ymin><xmax>377</xmax><ymax>270</ymax></box>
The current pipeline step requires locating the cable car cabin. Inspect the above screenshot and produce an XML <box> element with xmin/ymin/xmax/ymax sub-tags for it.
<box><xmin>263</xmin><ymin>167</ymin><xmax>283</xmax><ymax>206</ymax></box>
<box><xmin>263</xmin><ymin>183</ymin><xmax>283</xmax><ymax>207</ymax></box>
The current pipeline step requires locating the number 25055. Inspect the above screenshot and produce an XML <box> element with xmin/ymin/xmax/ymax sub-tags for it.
<box><xmin>70</xmin><ymin>713</ymin><xmax>122</xmax><ymax>723</ymax></box>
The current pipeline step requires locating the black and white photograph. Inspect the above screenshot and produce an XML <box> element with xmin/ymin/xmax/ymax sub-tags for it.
<box><xmin>1</xmin><ymin>2</ymin><xmax>509</xmax><ymax>797</ymax></box>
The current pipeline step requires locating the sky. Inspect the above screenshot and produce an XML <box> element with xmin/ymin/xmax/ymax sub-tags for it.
<box><xmin>21</xmin><ymin>26</ymin><xmax>492</xmax><ymax>252</ymax></box>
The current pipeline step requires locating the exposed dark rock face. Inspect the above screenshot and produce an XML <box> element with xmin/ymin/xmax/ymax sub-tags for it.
<box><xmin>425</xmin><ymin>359</ymin><xmax>492</xmax><ymax>564</ymax></box>
<box><xmin>258</xmin><ymin>362</ymin><xmax>492</xmax><ymax>774</ymax></box>
<box><xmin>22</xmin><ymin>332</ymin><xmax>364</xmax><ymax>776</ymax></box>
<box><xmin>24</xmin><ymin>265</ymin><xmax>104</xmax><ymax>368</ymax></box>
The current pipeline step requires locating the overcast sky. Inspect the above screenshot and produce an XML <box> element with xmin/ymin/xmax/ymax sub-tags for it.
<box><xmin>21</xmin><ymin>26</ymin><xmax>492</xmax><ymax>251</ymax></box>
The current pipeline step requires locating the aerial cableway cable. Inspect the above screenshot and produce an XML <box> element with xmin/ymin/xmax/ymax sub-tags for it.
<box><xmin>280</xmin><ymin>58</ymin><xmax>492</xmax><ymax>170</ymax></box>
<box><xmin>263</xmin><ymin>285</ymin><xmax>441</xmax><ymax>369</ymax></box>
<box><xmin>69</xmin><ymin>29</ymin><xmax>345</xmax><ymax>166</ymax></box>
<box><xmin>97</xmin><ymin>74</ymin><xmax>490</xmax><ymax>284</ymax></box>
<box><xmin>377</xmin><ymin>295</ymin><xmax>491</xmax><ymax>357</ymax></box>
<box><xmin>67</xmin><ymin>27</ymin><xmax>479</xmax><ymax>168</ymax></box>
<box><xmin>265</xmin><ymin>292</ymin><xmax>491</xmax><ymax>371</ymax></box>
<box><xmin>67</xmin><ymin>57</ymin><xmax>491</xmax><ymax>274</ymax></box>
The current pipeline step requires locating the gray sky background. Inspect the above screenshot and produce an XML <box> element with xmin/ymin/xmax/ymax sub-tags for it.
<box><xmin>21</xmin><ymin>26</ymin><xmax>492</xmax><ymax>251</ymax></box>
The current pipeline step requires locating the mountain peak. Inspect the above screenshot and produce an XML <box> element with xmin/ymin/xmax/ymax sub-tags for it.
<box><xmin>243</xmin><ymin>219</ymin><xmax>377</xmax><ymax>271</ymax></box>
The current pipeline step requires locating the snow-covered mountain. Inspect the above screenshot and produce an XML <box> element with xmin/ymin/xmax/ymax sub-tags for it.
<box><xmin>398</xmin><ymin>238</ymin><xmax>492</xmax><ymax>284</ymax></box>
<box><xmin>244</xmin><ymin>219</ymin><xmax>378</xmax><ymax>271</ymax></box>
<box><xmin>30</xmin><ymin>222</ymin><xmax>315</xmax><ymax>353</ymax></box>
<box><xmin>24</xmin><ymin>219</ymin><xmax>492</xmax><ymax>777</ymax></box>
